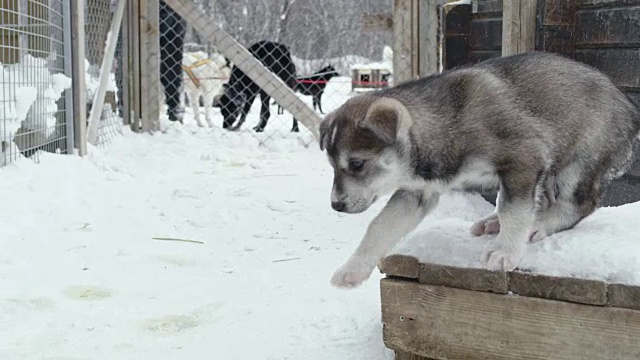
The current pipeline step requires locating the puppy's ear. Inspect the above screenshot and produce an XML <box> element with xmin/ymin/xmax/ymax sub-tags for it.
<box><xmin>359</xmin><ymin>97</ymin><xmax>412</xmax><ymax>144</ymax></box>
<box><xmin>318</xmin><ymin>113</ymin><xmax>335</xmax><ymax>151</ymax></box>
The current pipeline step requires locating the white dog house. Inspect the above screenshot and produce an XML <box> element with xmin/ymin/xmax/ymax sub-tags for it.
<box><xmin>350</xmin><ymin>45</ymin><xmax>393</xmax><ymax>92</ymax></box>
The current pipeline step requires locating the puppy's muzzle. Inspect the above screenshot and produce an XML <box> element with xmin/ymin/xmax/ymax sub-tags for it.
<box><xmin>331</xmin><ymin>201</ymin><xmax>346</xmax><ymax>212</ymax></box>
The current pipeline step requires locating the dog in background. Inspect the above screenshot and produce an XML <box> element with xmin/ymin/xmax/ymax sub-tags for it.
<box><xmin>319</xmin><ymin>51</ymin><xmax>640</xmax><ymax>289</ymax></box>
<box><xmin>181</xmin><ymin>51</ymin><xmax>231</xmax><ymax>127</ymax></box>
<box><xmin>213</xmin><ymin>41</ymin><xmax>299</xmax><ymax>132</ymax></box>
<box><xmin>277</xmin><ymin>65</ymin><xmax>340</xmax><ymax>115</ymax></box>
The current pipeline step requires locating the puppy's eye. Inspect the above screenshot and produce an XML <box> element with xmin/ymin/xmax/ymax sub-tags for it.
<box><xmin>348</xmin><ymin>159</ymin><xmax>365</xmax><ymax>172</ymax></box>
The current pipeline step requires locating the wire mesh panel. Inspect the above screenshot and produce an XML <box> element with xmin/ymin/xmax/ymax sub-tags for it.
<box><xmin>0</xmin><ymin>0</ymin><xmax>72</xmax><ymax>166</ymax></box>
<box><xmin>84</xmin><ymin>0</ymin><xmax>124</xmax><ymax>147</ymax></box>
<box><xmin>153</xmin><ymin>0</ymin><xmax>393</xmax><ymax>146</ymax></box>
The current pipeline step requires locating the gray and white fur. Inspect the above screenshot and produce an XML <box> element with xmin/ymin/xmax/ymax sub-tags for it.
<box><xmin>319</xmin><ymin>51</ymin><xmax>640</xmax><ymax>289</ymax></box>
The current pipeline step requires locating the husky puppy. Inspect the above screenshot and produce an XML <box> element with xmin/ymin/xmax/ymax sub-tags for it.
<box><xmin>319</xmin><ymin>51</ymin><xmax>640</xmax><ymax>288</ymax></box>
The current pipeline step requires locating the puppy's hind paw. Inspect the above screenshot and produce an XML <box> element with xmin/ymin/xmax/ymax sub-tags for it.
<box><xmin>330</xmin><ymin>261</ymin><xmax>375</xmax><ymax>289</ymax></box>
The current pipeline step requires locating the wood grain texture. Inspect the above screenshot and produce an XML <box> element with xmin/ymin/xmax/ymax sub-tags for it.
<box><xmin>608</xmin><ymin>283</ymin><xmax>640</xmax><ymax>310</ymax></box>
<box><xmin>576</xmin><ymin>6</ymin><xmax>640</xmax><ymax>48</ymax></box>
<box><xmin>140</xmin><ymin>0</ymin><xmax>160</xmax><ymax>132</ymax></box>
<box><xmin>393</xmin><ymin>0</ymin><xmax>414</xmax><ymax>83</ymax></box>
<box><xmin>476</xmin><ymin>0</ymin><xmax>503</xmax><ymax>14</ymax></box>
<box><xmin>508</xmin><ymin>271</ymin><xmax>607</xmax><ymax>305</ymax></box>
<box><xmin>419</xmin><ymin>263</ymin><xmax>508</xmax><ymax>293</ymax></box>
<box><xmin>469</xmin><ymin>18</ymin><xmax>503</xmax><ymax>50</ymax></box>
<box><xmin>379</xmin><ymin>254</ymin><xmax>420</xmax><ymax>280</ymax></box>
<box><xmin>381</xmin><ymin>278</ymin><xmax>640</xmax><ymax>360</ymax></box>
<box><xmin>71</xmin><ymin>0</ymin><xmax>87</xmax><ymax>155</ymax></box>
<box><xmin>418</xmin><ymin>0</ymin><xmax>439</xmax><ymax>76</ymax></box>
<box><xmin>395</xmin><ymin>350</ymin><xmax>435</xmax><ymax>360</ymax></box>
<box><xmin>574</xmin><ymin>48</ymin><xmax>640</xmax><ymax>89</ymax></box>
<box><xmin>502</xmin><ymin>0</ymin><xmax>537</xmax><ymax>56</ymax></box>
<box><xmin>442</xmin><ymin>4</ymin><xmax>471</xmax><ymax>69</ymax></box>
<box><xmin>576</xmin><ymin>0</ymin><xmax>640</xmax><ymax>8</ymax></box>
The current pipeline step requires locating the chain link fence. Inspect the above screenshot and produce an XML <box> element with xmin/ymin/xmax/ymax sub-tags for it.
<box><xmin>150</xmin><ymin>0</ymin><xmax>394</xmax><ymax>146</ymax></box>
<box><xmin>0</xmin><ymin>0</ymin><xmax>72</xmax><ymax>166</ymax></box>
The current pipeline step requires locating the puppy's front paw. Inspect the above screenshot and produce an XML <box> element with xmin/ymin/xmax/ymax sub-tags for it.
<box><xmin>470</xmin><ymin>218</ymin><xmax>501</xmax><ymax>236</ymax></box>
<box><xmin>330</xmin><ymin>261</ymin><xmax>375</xmax><ymax>289</ymax></box>
<box><xmin>482</xmin><ymin>245</ymin><xmax>522</xmax><ymax>271</ymax></box>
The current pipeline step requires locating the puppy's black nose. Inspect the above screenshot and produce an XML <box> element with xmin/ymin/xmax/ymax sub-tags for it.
<box><xmin>331</xmin><ymin>201</ymin><xmax>346</xmax><ymax>212</ymax></box>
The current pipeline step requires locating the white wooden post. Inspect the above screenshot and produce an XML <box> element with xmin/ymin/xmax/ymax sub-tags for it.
<box><xmin>139</xmin><ymin>0</ymin><xmax>160</xmax><ymax>132</ymax></box>
<box><xmin>71</xmin><ymin>0</ymin><xmax>87</xmax><ymax>155</ymax></box>
<box><xmin>86</xmin><ymin>0</ymin><xmax>127</xmax><ymax>145</ymax></box>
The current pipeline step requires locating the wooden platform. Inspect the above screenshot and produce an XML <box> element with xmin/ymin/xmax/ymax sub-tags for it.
<box><xmin>379</xmin><ymin>254</ymin><xmax>640</xmax><ymax>360</ymax></box>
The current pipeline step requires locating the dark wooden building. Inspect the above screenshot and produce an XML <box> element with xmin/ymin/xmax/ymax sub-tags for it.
<box><xmin>443</xmin><ymin>0</ymin><xmax>640</xmax><ymax>206</ymax></box>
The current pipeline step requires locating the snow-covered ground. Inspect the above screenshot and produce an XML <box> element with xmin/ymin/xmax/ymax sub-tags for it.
<box><xmin>0</xmin><ymin>78</ymin><xmax>397</xmax><ymax>360</ymax></box>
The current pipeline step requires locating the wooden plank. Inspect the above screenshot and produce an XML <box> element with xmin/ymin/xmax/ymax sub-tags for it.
<box><xmin>381</xmin><ymin>278</ymin><xmax>640</xmax><ymax>360</ymax></box>
<box><xmin>130</xmin><ymin>0</ymin><xmax>142</xmax><ymax>132</ymax></box>
<box><xmin>469</xmin><ymin>18</ymin><xmax>503</xmax><ymax>50</ymax></box>
<box><xmin>139</xmin><ymin>0</ymin><xmax>160</xmax><ymax>132</ymax></box>
<box><xmin>395</xmin><ymin>350</ymin><xmax>435</xmax><ymax>360</ymax></box>
<box><xmin>393</xmin><ymin>0</ymin><xmax>414</xmax><ymax>83</ymax></box>
<box><xmin>502</xmin><ymin>0</ymin><xmax>520</xmax><ymax>55</ymax></box>
<box><xmin>121</xmin><ymin>3</ymin><xmax>130</xmax><ymax>125</ymax></box>
<box><xmin>469</xmin><ymin>49</ymin><xmax>502</xmax><ymax>62</ymax></box>
<box><xmin>574</xmin><ymin>48</ymin><xmax>640</xmax><ymax>89</ymax></box>
<box><xmin>539</xmin><ymin>25</ymin><xmax>576</xmax><ymax>56</ymax></box>
<box><xmin>575</xmin><ymin>6</ymin><xmax>640</xmax><ymax>48</ymax></box>
<box><xmin>164</xmin><ymin>0</ymin><xmax>321</xmax><ymax>139</ymax></box>
<box><xmin>520</xmin><ymin>0</ymin><xmax>538</xmax><ymax>52</ymax></box>
<box><xmin>71</xmin><ymin>0</ymin><xmax>87</xmax><ymax>156</ymax></box>
<box><xmin>608</xmin><ymin>283</ymin><xmax>640</xmax><ymax>310</ymax></box>
<box><xmin>86</xmin><ymin>0</ymin><xmax>126</xmax><ymax>145</ymax></box>
<box><xmin>418</xmin><ymin>0</ymin><xmax>439</xmax><ymax>76</ymax></box>
<box><xmin>411</xmin><ymin>0</ymin><xmax>420</xmax><ymax>78</ymax></box>
<box><xmin>379</xmin><ymin>254</ymin><xmax>420</xmax><ymax>279</ymax></box>
<box><xmin>419</xmin><ymin>263</ymin><xmax>508</xmax><ymax>293</ymax></box>
<box><xmin>537</xmin><ymin>0</ymin><xmax>577</xmax><ymax>57</ymax></box>
<box><xmin>508</xmin><ymin>271</ymin><xmax>607</xmax><ymax>305</ymax></box>
<box><xmin>476</xmin><ymin>0</ymin><xmax>503</xmax><ymax>14</ymax></box>
<box><xmin>442</xmin><ymin>4</ymin><xmax>471</xmax><ymax>69</ymax></box>
<box><xmin>502</xmin><ymin>0</ymin><xmax>537</xmax><ymax>56</ymax></box>
<box><xmin>543</xmin><ymin>0</ymin><xmax>577</xmax><ymax>25</ymax></box>
<box><xmin>576</xmin><ymin>0</ymin><xmax>640</xmax><ymax>8</ymax></box>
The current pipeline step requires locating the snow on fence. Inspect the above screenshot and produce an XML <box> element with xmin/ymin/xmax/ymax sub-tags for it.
<box><xmin>0</xmin><ymin>0</ymin><xmax>73</xmax><ymax>166</ymax></box>
<box><xmin>137</xmin><ymin>0</ymin><xmax>394</xmax><ymax>145</ymax></box>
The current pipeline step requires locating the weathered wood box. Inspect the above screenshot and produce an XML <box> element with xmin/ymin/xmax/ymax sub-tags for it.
<box><xmin>379</xmin><ymin>255</ymin><xmax>640</xmax><ymax>360</ymax></box>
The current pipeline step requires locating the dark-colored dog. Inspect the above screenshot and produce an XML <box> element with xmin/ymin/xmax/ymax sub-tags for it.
<box><xmin>277</xmin><ymin>65</ymin><xmax>340</xmax><ymax>115</ymax></box>
<box><xmin>213</xmin><ymin>41</ymin><xmax>299</xmax><ymax>132</ymax></box>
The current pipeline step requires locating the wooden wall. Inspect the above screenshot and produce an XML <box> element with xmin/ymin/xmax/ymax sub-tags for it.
<box><xmin>443</xmin><ymin>0</ymin><xmax>640</xmax><ymax>206</ymax></box>
<box><xmin>574</xmin><ymin>0</ymin><xmax>640</xmax><ymax>105</ymax></box>
<box><xmin>443</xmin><ymin>0</ymin><xmax>503</xmax><ymax>70</ymax></box>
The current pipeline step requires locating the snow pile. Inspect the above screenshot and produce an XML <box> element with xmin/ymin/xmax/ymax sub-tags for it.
<box><xmin>390</xmin><ymin>193</ymin><xmax>640</xmax><ymax>285</ymax></box>
<box><xmin>1</xmin><ymin>54</ymin><xmax>72</xmax><ymax>137</ymax></box>
<box><xmin>0</xmin><ymin>54</ymin><xmax>72</xmax><ymax>164</ymax></box>
<box><xmin>85</xmin><ymin>58</ymin><xmax>117</xmax><ymax>104</ymax></box>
